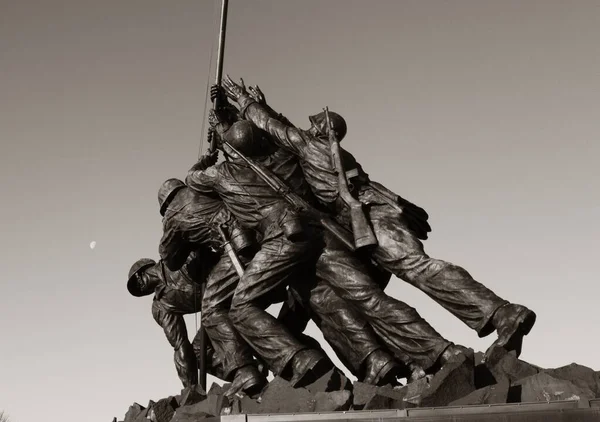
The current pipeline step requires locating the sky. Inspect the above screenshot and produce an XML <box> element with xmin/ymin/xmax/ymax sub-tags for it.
<box><xmin>1</xmin><ymin>0</ymin><xmax>599</xmax><ymax>421</ymax></box>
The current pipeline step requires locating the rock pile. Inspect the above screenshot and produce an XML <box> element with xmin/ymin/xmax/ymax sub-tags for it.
<box><xmin>116</xmin><ymin>349</ymin><xmax>600</xmax><ymax>422</ymax></box>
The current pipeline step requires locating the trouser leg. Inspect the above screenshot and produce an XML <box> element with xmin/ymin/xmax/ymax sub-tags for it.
<box><xmin>152</xmin><ymin>301</ymin><xmax>197</xmax><ymax>387</ymax></box>
<box><xmin>229</xmin><ymin>234</ymin><xmax>317</xmax><ymax>375</ymax></box>
<box><xmin>317</xmin><ymin>236</ymin><xmax>451</xmax><ymax>371</ymax></box>
<box><xmin>369</xmin><ymin>203</ymin><xmax>508</xmax><ymax>336</ymax></box>
<box><xmin>201</xmin><ymin>253</ymin><xmax>255</xmax><ymax>381</ymax></box>
<box><xmin>306</xmin><ymin>281</ymin><xmax>382</xmax><ymax>375</ymax></box>
<box><xmin>191</xmin><ymin>329</ymin><xmax>227</xmax><ymax>381</ymax></box>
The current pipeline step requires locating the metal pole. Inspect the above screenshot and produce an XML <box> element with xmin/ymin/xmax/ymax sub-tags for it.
<box><xmin>215</xmin><ymin>0</ymin><xmax>229</xmax><ymax>89</ymax></box>
<box><xmin>199</xmin><ymin>0</ymin><xmax>230</xmax><ymax>390</ymax></box>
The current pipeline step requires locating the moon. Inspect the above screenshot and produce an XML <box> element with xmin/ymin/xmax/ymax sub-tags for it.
<box><xmin>90</xmin><ymin>241</ymin><xmax>97</xmax><ymax>250</ymax></box>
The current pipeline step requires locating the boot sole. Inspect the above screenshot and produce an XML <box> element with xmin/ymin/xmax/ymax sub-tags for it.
<box><xmin>242</xmin><ymin>377</ymin><xmax>267</xmax><ymax>399</ymax></box>
<box><xmin>291</xmin><ymin>357</ymin><xmax>333</xmax><ymax>388</ymax></box>
<box><xmin>374</xmin><ymin>361</ymin><xmax>402</xmax><ymax>387</ymax></box>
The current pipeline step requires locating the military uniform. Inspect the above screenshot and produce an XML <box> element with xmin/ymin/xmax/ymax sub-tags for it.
<box><xmin>191</xmin><ymin>121</ymin><xmax>456</xmax><ymax>375</ymax></box>
<box><xmin>235</xmin><ymin>94</ymin><xmax>534</xmax><ymax>354</ymax></box>
<box><xmin>159</xmin><ymin>186</ymin><xmax>258</xmax><ymax>383</ymax></box>
<box><xmin>186</xmin><ymin>148</ymin><xmax>325</xmax><ymax>377</ymax></box>
<box><xmin>127</xmin><ymin>255</ymin><xmax>225</xmax><ymax>386</ymax></box>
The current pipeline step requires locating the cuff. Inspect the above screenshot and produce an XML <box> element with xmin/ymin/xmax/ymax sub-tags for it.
<box><xmin>238</xmin><ymin>94</ymin><xmax>258</xmax><ymax>117</ymax></box>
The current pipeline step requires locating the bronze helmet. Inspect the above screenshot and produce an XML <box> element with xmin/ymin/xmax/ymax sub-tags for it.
<box><xmin>222</xmin><ymin>120</ymin><xmax>263</xmax><ymax>156</ymax></box>
<box><xmin>158</xmin><ymin>178</ymin><xmax>186</xmax><ymax>216</ymax></box>
<box><xmin>308</xmin><ymin>110</ymin><xmax>347</xmax><ymax>141</ymax></box>
<box><xmin>127</xmin><ymin>258</ymin><xmax>156</xmax><ymax>297</ymax></box>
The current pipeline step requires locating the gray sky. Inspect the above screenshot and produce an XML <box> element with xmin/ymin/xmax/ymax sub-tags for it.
<box><xmin>1</xmin><ymin>1</ymin><xmax>599</xmax><ymax>421</ymax></box>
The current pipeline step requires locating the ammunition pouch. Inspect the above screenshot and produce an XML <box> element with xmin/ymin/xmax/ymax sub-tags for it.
<box><xmin>229</xmin><ymin>225</ymin><xmax>257</xmax><ymax>258</ymax></box>
<box><xmin>280</xmin><ymin>210</ymin><xmax>305</xmax><ymax>242</ymax></box>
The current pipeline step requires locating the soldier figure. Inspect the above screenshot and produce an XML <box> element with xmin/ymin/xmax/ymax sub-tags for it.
<box><xmin>220</xmin><ymin>77</ymin><xmax>536</xmax><ymax>360</ymax></box>
<box><xmin>192</xmin><ymin>106</ymin><xmax>470</xmax><ymax>382</ymax></box>
<box><xmin>158</xmin><ymin>172</ymin><xmax>433</xmax><ymax>387</ymax></box>
<box><xmin>186</xmin><ymin>135</ymin><xmax>338</xmax><ymax>387</ymax></box>
<box><xmin>126</xmin><ymin>254</ymin><xmax>227</xmax><ymax>387</ymax></box>
<box><xmin>158</xmin><ymin>178</ymin><xmax>268</xmax><ymax>397</ymax></box>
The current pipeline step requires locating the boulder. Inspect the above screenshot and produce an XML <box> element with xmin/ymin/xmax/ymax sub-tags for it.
<box><xmin>543</xmin><ymin>363</ymin><xmax>600</xmax><ymax>396</ymax></box>
<box><xmin>171</xmin><ymin>393</ymin><xmax>229</xmax><ymax>419</ymax></box>
<box><xmin>484</xmin><ymin>348</ymin><xmax>539</xmax><ymax>384</ymax></box>
<box><xmin>511</xmin><ymin>372</ymin><xmax>596</xmax><ymax>403</ymax></box>
<box><xmin>404</xmin><ymin>352</ymin><xmax>475</xmax><ymax>407</ymax></box>
<box><xmin>254</xmin><ymin>377</ymin><xmax>316</xmax><ymax>414</ymax></box>
<box><xmin>450</xmin><ymin>378</ymin><xmax>510</xmax><ymax>406</ymax></box>
<box><xmin>178</xmin><ymin>385</ymin><xmax>206</xmax><ymax>407</ymax></box>
<box><xmin>236</xmin><ymin>395</ymin><xmax>262</xmax><ymax>414</ymax></box>
<box><xmin>207</xmin><ymin>383</ymin><xmax>225</xmax><ymax>396</ymax></box>
<box><xmin>352</xmin><ymin>382</ymin><xmax>379</xmax><ymax>409</ymax></box>
<box><xmin>147</xmin><ymin>396</ymin><xmax>178</xmax><ymax>422</ymax></box>
<box><xmin>304</xmin><ymin>367</ymin><xmax>352</xmax><ymax>394</ymax></box>
<box><xmin>123</xmin><ymin>403</ymin><xmax>145</xmax><ymax>422</ymax></box>
<box><xmin>314</xmin><ymin>390</ymin><xmax>353</xmax><ymax>411</ymax></box>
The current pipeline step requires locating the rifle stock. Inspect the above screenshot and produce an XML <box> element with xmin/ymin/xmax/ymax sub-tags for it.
<box><xmin>324</xmin><ymin>107</ymin><xmax>378</xmax><ymax>249</ymax></box>
<box><xmin>217</xmin><ymin>224</ymin><xmax>245</xmax><ymax>277</ymax></box>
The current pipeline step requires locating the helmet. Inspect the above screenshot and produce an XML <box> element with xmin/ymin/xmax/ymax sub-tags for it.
<box><xmin>127</xmin><ymin>258</ymin><xmax>156</xmax><ymax>296</ymax></box>
<box><xmin>308</xmin><ymin>110</ymin><xmax>347</xmax><ymax>141</ymax></box>
<box><xmin>223</xmin><ymin>120</ymin><xmax>264</xmax><ymax>156</ymax></box>
<box><xmin>158</xmin><ymin>178</ymin><xmax>186</xmax><ymax>216</ymax></box>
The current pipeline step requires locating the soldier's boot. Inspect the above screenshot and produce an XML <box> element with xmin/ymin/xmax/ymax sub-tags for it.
<box><xmin>484</xmin><ymin>303</ymin><xmax>536</xmax><ymax>360</ymax></box>
<box><xmin>224</xmin><ymin>365</ymin><xmax>267</xmax><ymax>399</ymax></box>
<box><xmin>362</xmin><ymin>349</ymin><xmax>403</xmax><ymax>386</ymax></box>
<box><xmin>255</xmin><ymin>357</ymin><xmax>270</xmax><ymax>378</ymax></box>
<box><xmin>289</xmin><ymin>349</ymin><xmax>334</xmax><ymax>388</ymax></box>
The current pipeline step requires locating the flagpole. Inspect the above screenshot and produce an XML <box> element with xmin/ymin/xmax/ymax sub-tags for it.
<box><xmin>215</xmin><ymin>0</ymin><xmax>229</xmax><ymax>89</ymax></box>
<box><xmin>208</xmin><ymin>0</ymin><xmax>229</xmax><ymax>154</ymax></box>
<box><xmin>198</xmin><ymin>0</ymin><xmax>229</xmax><ymax>391</ymax></box>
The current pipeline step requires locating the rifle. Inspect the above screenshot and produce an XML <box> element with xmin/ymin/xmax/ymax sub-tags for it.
<box><xmin>323</xmin><ymin>107</ymin><xmax>378</xmax><ymax>249</ymax></box>
<box><xmin>216</xmin><ymin>224</ymin><xmax>245</xmax><ymax>277</ymax></box>
<box><xmin>221</xmin><ymin>141</ymin><xmax>357</xmax><ymax>252</ymax></box>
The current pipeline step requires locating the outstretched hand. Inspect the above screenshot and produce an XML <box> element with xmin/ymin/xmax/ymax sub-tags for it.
<box><xmin>222</xmin><ymin>75</ymin><xmax>248</xmax><ymax>101</ymax></box>
<box><xmin>248</xmin><ymin>85</ymin><xmax>266</xmax><ymax>105</ymax></box>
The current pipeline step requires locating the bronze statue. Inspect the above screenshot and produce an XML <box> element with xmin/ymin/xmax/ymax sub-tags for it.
<box><xmin>157</xmin><ymin>173</ymin><xmax>438</xmax><ymax>388</ymax></box>
<box><xmin>219</xmin><ymin>76</ymin><xmax>536</xmax><ymax>361</ymax></box>
<box><xmin>186</xmin><ymin>140</ymin><xmax>336</xmax><ymax>387</ymax></box>
<box><xmin>191</xmin><ymin>106</ymin><xmax>472</xmax><ymax>382</ymax></box>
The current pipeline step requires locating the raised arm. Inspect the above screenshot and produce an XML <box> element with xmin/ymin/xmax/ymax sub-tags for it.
<box><xmin>221</xmin><ymin>76</ymin><xmax>308</xmax><ymax>158</ymax></box>
<box><xmin>186</xmin><ymin>161</ymin><xmax>219</xmax><ymax>195</ymax></box>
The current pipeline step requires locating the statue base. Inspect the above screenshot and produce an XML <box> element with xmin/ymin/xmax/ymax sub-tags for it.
<box><xmin>116</xmin><ymin>350</ymin><xmax>600</xmax><ymax>422</ymax></box>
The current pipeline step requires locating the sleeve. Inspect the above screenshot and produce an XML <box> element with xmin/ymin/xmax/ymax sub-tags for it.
<box><xmin>238</xmin><ymin>95</ymin><xmax>308</xmax><ymax>157</ymax></box>
<box><xmin>185</xmin><ymin>165</ymin><xmax>219</xmax><ymax>194</ymax></box>
<box><xmin>159</xmin><ymin>219</ymin><xmax>192</xmax><ymax>272</ymax></box>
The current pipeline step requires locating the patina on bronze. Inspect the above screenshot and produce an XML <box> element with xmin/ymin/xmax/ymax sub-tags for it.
<box><xmin>220</xmin><ymin>76</ymin><xmax>536</xmax><ymax>361</ymax></box>
<box><xmin>191</xmin><ymin>107</ymin><xmax>472</xmax><ymax>382</ymax></box>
